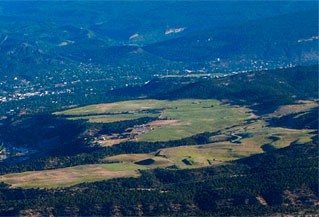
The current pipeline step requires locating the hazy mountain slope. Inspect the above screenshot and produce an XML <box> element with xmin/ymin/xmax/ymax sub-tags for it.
<box><xmin>0</xmin><ymin>2</ymin><xmax>317</xmax><ymax>81</ymax></box>
<box><xmin>145</xmin><ymin>11</ymin><xmax>319</xmax><ymax>66</ymax></box>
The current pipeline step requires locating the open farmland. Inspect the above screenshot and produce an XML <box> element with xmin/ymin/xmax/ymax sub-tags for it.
<box><xmin>226</xmin><ymin>118</ymin><xmax>315</xmax><ymax>148</ymax></box>
<box><xmin>55</xmin><ymin>100</ymin><xmax>162</xmax><ymax>116</ymax></box>
<box><xmin>0</xmin><ymin>161</ymin><xmax>174</xmax><ymax>189</ymax></box>
<box><xmin>101</xmin><ymin>120</ymin><xmax>314</xmax><ymax>169</ymax></box>
<box><xmin>0</xmin><ymin>164</ymin><xmax>138</xmax><ymax>188</ymax></box>
<box><xmin>1</xmin><ymin>100</ymin><xmax>315</xmax><ymax>189</ymax></box>
<box><xmin>56</xmin><ymin>99</ymin><xmax>251</xmax><ymax>142</ymax></box>
<box><xmin>0</xmin><ymin>120</ymin><xmax>314</xmax><ymax>189</ymax></box>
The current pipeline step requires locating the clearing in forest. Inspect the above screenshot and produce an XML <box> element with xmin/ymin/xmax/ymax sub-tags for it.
<box><xmin>56</xmin><ymin>99</ymin><xmax>251</xmax><ymax>142</ymax></box>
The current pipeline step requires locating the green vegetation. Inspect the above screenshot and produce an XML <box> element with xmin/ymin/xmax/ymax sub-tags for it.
<box><xmin>226</xmin><ymin>119</ymin><xmax>314</xmax><ymax>149</ymax></box>
<box><xmin>156</xmin><ymin>145</ymin><xmax>229</xmax><ymax>168</ymax></box>
<box><xmin>270</xmin><ymin>107</ymin><xmax>319</xmax><ymax>130</ymax></box>
<box><xmin>157</xmin><ymin>65</ymin><xmax>319</xmax><ymax>113</ymax></box>
<box><xmin>0</xmin><ymin>98</ymin><xmax>315</xmax><ymax>184</ymax></box>
<box><xmin>0</xmin><ymin>141</ymin><xmax>317</xmax><ymax>216</ymax></box>
<box><xmin>56</xmin><ymin>100</ymin><xmax>164</xmax><ymax>116</ymax></box>
<box><xmin>0</xmin><ymin>117</ymin><xmax>314</xmax><ymax>188</ymax></box>
<box><xmin>58</xmin><ymin>99</ymin><xmax>250</xmax><ymax>141</ymax></box>
<box><xmin>0</xmin><ymin>3</ymin><xmax>318</xmax><ymax>216</ymax></box>
<box><xmin>145</xmin><ymin>11</ymin><xmax>318</xmax><ymax>63</ymax></box>
<box><xmin>100</xmin><ymin>119</ymin><xmax>314</xmax><ymax>170</ymax></box>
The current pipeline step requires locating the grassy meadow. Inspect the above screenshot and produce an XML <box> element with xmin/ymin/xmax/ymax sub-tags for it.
<box><xmin>56</xmin><ymin>99</ymin><xmax>251</xmax><ymax>142</ymax></box>
<box><xmin>0</xmin><ymin>99</ymin><xmax>315</xmax><ymax>189</ymax></box>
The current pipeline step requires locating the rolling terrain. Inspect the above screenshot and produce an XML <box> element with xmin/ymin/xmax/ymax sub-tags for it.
<box><xmin>145</xmin><ymin>11</ymin><xmax>319</xmax><ymax>65</ymax></box>
<box><xmin>0</xmin><ymin>136</ymin><xmax>317</xmax><ymax>216</ymax></box>
<box><xmin>0</xmin><ymin>97</ymin><xmax>316</xmax><ymax>189</ymax></box>
<box><xmin>0</xmin><ymin>2</ymin><xmax>318</xmax><ymax>118</ymax></box>
<box><xmin>57</xmin><ymin>99</ymin><xmax>250</xmax><ymax>141</ymax></box>
<box><xmin>0</xmin><ymin>2</ymin><xmax>318</xmax><ymax>216</ymax></box>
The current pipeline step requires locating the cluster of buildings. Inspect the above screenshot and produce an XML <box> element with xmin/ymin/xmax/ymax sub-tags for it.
<box><xmin>0</xmin><ymin>89</ymin><xmax>73</xmax><ymax>103</ymax></box>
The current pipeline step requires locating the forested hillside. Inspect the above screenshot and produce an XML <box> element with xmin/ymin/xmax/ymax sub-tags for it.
<box><xmin>0</xmin><ymin>139</ymin><xmax>317</xmax><ymax>216</ymax></box>
<box><xmin>113</xmin><ymin>65</ymin><xmax>318</xmax><ymax>113</ymax></box>
<box><xmin>145</xmin><ymin>11</ymin><xmax>318</xmax><ymax>65</ymax></box>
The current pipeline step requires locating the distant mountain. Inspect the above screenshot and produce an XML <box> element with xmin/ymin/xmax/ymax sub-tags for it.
<box><xmin>0</xmin><ymin>2</ymin><xmax>317</xmax><ymax>81</ymax></box>
<box><xmin>145</xmin><ymin>11</ymin><xmax>319</xmax><ymax>66</ymax></box>
<box><xmin>0</xmin><ymin>35</ymin><xmax>70</xmax><ymax>78</ymax></box>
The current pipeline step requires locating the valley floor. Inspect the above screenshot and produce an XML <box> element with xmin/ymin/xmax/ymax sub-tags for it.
<box><xmin>0</xmin><ymin>99</ymin><xmax>316</xmax><ymax>189</ymax></box>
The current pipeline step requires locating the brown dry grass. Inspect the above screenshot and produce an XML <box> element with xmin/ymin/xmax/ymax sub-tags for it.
<box><xmin>0</xmin><ymin>165</ymin><xmax>137</xmax><ymax>188</ymax></box>
<box><xmin>98</xmin><ymin>138</ymin><xmax>128</xmax><ymax>147</ymax></box>
<box><xmin>148</xmin><ymin>119</ymin><xmax>180</xmax><ymax>127</ymax></box>
<box><xmin>269</xmin><ymin>100</ymin><xmax>318</xmax><ymax>117</ymax></box>
<box><xmin>103</xmin><ymin>154</ymin><xmax>155</xmax><ymax>163</ymax></box>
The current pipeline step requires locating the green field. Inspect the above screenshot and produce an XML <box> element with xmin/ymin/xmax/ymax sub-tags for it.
<box><xmin>102</xmin><ymin>144</ymin><xmax>251</xmax><ymax>169</ymax></box>
<box><xmin>224</xmin><ymin>119</ymin><xmax>314</xmax><ymax>149</ymax></box>
<box><xmin>56</xmin><ymin>99</ymin><xmax>251</xmax><ymax>142</ymax></box>
<box><xmin>1</xmin><ymin>99</ymin><xmax>314</xmax><ymax>189</ymax></box>
<box><xmin>154</xmin><ymin>144</ymin><xmax>233</xmax><ymax>168</ymax></box>
<box><xmin>103</xmin><ymin>122</ymin><xmax>314</xmax><ymax>169</ymax></box>
<box><xmin>55</xmin><ymin>100</ymin><xmax>164</xmax><ymax>115</ymax></box>
<box><xmin>68</xmin><ymin>112</ymin><xmax>158</xmax><ymax>123</ymax></box>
